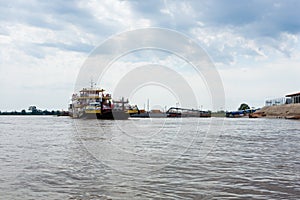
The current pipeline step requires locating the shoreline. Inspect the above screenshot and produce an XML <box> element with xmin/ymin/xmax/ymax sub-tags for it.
<box><xmin>251</xmin><ymin>104</ymin><xmax>300</xmax><ymax>119</ymax></box>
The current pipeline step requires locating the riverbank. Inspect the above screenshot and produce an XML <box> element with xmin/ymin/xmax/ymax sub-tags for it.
<box><xmin>251</xmin><ymin>104</ymin><xmax>300</xmax><ymax>119</ymax></box>
<box><xmin>0</xmin><ymin>110</ymin><xmax>69</xmax><ymax>116</ymax></box>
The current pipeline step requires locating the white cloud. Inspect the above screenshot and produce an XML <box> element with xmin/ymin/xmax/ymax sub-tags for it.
<box><xmin>79</xmin><ymin>0</ymin><xmax>151</xmax><ymax>30</ymax></box>
<box><xmin>92</xmin><ymin>50</ymin><xmax>213</xmax><ymax>110</ymax></box>
<box><xmin>219</xmin><ymin>57</ymin><xmax>300</xmax><ymax>110</ymax></box>
<box><xmin>1</xmin><ymin>0</ymin><xmax>300</xmax><ymax>111</ymax></box>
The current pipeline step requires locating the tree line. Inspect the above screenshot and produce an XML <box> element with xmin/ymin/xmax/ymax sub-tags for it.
<box><xmin>0</xmin><ymin>106</ymin><xmax>69</xmax><ymax>116</ymax></box>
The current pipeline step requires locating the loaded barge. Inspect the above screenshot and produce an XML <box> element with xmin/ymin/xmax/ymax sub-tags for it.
<box><xmin>166</xmin><ymin>107</ymin><xmax>211</xmax><ymax>118</ymax></box>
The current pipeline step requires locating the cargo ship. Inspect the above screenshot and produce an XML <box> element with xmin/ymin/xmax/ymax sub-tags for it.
<box><xmin>68</xmin><ymin>84</ymin><xmax>129</xmax><ymax>120</ymax></box>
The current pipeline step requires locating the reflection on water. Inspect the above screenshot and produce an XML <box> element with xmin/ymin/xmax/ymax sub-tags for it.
<box><xmin>0</xmin><ymin>116</ymin><xmax>299</xmax><ymax>199</ymax></box>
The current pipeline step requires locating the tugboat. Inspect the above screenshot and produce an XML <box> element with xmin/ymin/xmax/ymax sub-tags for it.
<box><xmin>68</xmin><ymin>82</ymin><xmax>129</xmax><ymax>120</ymax></box>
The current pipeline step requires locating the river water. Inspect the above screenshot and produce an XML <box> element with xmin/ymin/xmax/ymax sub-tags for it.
<box><xmin>0</xmin><ymin>116</ymin><xmax>299</xmax><ymax>199</ymax></box>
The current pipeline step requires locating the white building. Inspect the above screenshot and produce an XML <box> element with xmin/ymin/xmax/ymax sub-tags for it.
<box><xmin>286</xmin><ymin>92</ymin><xmax>300</xmax><ymax>104</ymax></box>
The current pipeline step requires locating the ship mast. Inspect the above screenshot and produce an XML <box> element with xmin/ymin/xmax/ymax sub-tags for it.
<box><xmin>147</xmin><ymin>99</ymin><xmax>150</xmax><ymax>112</ymax></box>
<box><xmin>90</xmin><ymin>78</ymin><xmax>95</xmax><ymax>89</ymax></box>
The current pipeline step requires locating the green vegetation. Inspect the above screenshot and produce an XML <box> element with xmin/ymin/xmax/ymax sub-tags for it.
<box><xmin>238</xmin><ymin>103</ymin><xmax>250</xmax><ymax>111</ymax></box>
<box><xmin>0</xmin><ymin>106</ymin><xmax>68</xmax><ymax>116</ymax></box>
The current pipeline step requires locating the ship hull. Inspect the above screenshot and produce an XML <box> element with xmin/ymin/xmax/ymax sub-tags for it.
<box><xmin>167</xmin><ymin>113</ymin><xmax>211</xmax><ymax>118</ymax></box>
<box><xmin>80</xmin><ymin>110</ymin><xmax>129</xmax><ymax>120</ymax></box>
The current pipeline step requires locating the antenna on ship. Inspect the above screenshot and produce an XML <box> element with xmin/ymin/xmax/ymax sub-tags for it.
<box><xmin>147</xmin><ymin>98</ymin><xmax>150</xmax><ymax>112</ymax></box>
<box><xmin>90</xmin><ymin>77</ymin><xmax>96</xmax><ymax>88</ymax></box>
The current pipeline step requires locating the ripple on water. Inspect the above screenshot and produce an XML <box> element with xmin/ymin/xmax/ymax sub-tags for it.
<box><xmin>0</xmin><ymin>116</ymin><xmax>299</xmax><ymax>199</ymax></box>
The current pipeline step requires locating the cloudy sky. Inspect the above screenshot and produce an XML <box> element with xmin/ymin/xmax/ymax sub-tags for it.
<box><xmin>1</xmin><ymin>0</ymin><xmax>300</xmax><ymax>111</ymax></box>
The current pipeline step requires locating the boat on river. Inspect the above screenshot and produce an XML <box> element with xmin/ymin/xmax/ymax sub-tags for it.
<box><xmin>166</xmin><ymin>107</ymin><xmax>211</xmax><ymax>118</ymax></box>
<box><xmin>129</xmin><ymin>109</ymin><xmax>168</xmax><ymax>118</ymax></box>
<box><xmin>68</xmin><ymin>84</ymin><xmax>129</xmax><ymax>120</ymax></box>
<box><xmin>226</xmin><ymin>109</ymin><xmax>257</xmax><ymax>118</ymax></box>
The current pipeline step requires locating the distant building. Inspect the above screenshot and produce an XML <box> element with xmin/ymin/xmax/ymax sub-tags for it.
<box><xmin>265</xmin><ymin>97</ymin><xmax>291</xmax><ymax>106</ymax></box>
<box><xmin>286</xmin><ymin>92</ymin><xmax>300</xmax><ymax>104</ymax></box>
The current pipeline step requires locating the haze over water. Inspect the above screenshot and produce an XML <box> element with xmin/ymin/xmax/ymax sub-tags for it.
<box><xmin>0</xmin><ymin>116</ymin><xmax>299</xmax><ymax>199</ymax></box>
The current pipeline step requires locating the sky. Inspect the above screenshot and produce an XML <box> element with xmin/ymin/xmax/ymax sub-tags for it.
<box><xmin>1</xmin><ymin>0</ymin><xmax>300</xmax><ymax>111</ymax></box>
